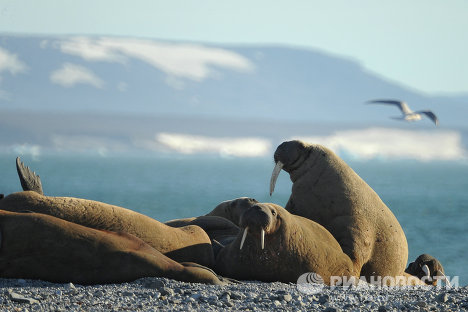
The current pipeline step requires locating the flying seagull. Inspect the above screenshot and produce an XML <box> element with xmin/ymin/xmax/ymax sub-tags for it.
<box><xmin>367</xmin><ymin>99</ymin><xmax>439</xmax><ymax>126</ymax></box>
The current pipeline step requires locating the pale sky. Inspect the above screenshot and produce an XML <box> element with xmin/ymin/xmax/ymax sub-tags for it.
<box><xmin>1</xmin><ymin>0</ymin><xmax>467</xmax><ymax>95</ymax></box>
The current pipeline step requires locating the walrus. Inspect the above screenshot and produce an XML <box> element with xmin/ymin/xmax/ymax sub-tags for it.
<box><xmin>165</xmin><ymin>197</ymin><xmax>261</xmax><ymax>255</ymax></box>
<box><xmin>166</xmin><ymin>197</ymin><xmax>258</xmax><ymax>242</ymax></box>
<box><xmin>215</xmin><ymin>202</ymin><xmax>356</xmax><ymax>284</ymax></box>
<box><xmin>269</xmin><ymin>140</ymin><xmax>408</xmax><ymax>279</ymax></box>
<box><xmin>405</xmin><ymin>254</ymin><xmax>450</xmax><ymax>286</ymax></box>
<box><xmin>205</xmin><ymin>197</ymin><xmax>259</xmax><ymax>226</ymax></box>
<box><xmin>165</xmin><ymin>215</ymin><xmax>240</xmax><ymax>258</ymax></box>
<box><xmin>0</xmin><ymin>158</ymin><xmax>214</xmax><ymax>267</ymax></box>
<box><xmin>166</xmin><ymin>216</ymin><xmax>240</xmax><ymax>245</ymax></box>
<box><xmin>0</xmin><ymin>210</ymin><xmax>228</xmax><ymax>285</ymax></box>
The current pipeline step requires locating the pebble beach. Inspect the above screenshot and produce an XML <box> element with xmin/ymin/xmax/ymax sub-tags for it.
<box><xmin>1</xmin><ymin>278</ymin><xmax>467</xmax><ymax>312</ymax></box>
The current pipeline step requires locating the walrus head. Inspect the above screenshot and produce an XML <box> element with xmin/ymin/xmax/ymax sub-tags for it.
<box><xmin>270</xmin><ymin>140</ymin><xmax>309</xmax><ymax>195</ymax></box>
<box><xmin>238</xmin><ymin>203</ymin><xmax>282</xmax><ymax>250</ymax></box>
<box><xmin>207</xmin><ymin>197</ymin><xmax>259</xmax><ymax>227</ymax></box>
<box><xmin>405</xmin><ymin>254</ymin><xmax>450</xmax><ymax>286</ymax></box>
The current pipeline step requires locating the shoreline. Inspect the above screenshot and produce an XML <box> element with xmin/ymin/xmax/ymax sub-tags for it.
<box><xmin>1</xmin><ymin>278</ymin><xmax>467</xmax><ymax>311</ymax></box>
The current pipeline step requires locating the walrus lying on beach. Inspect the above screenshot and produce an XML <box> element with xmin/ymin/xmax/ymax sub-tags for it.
<box><xmin>166</xmin><ymin>216</ymin><xmax>239</xmax><ymax>246</ymax></box>
<box><xmin>405</xmin><ymin>254</ymin><xmax>450</xmax><ymax>286</ymax></box>
<box><xmin>165</xmin><ymin>197</ymin><xmax>258</xmax><ymax>244</ymax></box>
<box><xmin>0</xmin><ymin>210</ymin><xmax>228</xmax><ymax>285</ymax></box>
<box><xmin>165</xmin><ymin>198</ymin><xmax>259</xmax><ymax>257</ymax></box>
<box><xmin>205</xmin><ymin>197</ymin><xmax>260</xmax><ymax>226</ymax></box>
<box><xmin>0</xmin><ymin>158</ymin><xmax>214</xmax><ymax>267</ymax></box>
<box><xmin>215</xmin><ymin>202</ymin><xmax>356</xmax><ymax>284</ymax></box>
<box><xmin>270</xmin><ymin>140</ymin><xmax>408</xmax><ymax>280</ymax></box>
<box><xmin>165</xmin><ymin>198</ymin><xmax>261</xmax><ymax>256</ymax></box>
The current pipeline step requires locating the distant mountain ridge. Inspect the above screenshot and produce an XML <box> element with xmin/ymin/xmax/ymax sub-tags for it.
<box><xmin>0</xmin><ymin>35</ymin><xmax>466</xmax><ymax>127</ymax></box>
<box><xmin>1</xmin><ymin>35</ymin><xmax>467</xmax><ymax>160</ymax></box>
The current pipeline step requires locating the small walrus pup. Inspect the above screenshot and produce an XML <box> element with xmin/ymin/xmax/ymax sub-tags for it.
<box><xmin>270</xmin><ymin>140</ymin><xmax>408</xmax><ymax>279</ymax></box>
<box><xmin>0</xmin><ymin>158</ymin><xmax>214</xmax><ymax>267</ymax></box>
<box><xmin>215</xmin><ymin>203</ymin><xmax>355</xmax><ymax>284</ymax></box>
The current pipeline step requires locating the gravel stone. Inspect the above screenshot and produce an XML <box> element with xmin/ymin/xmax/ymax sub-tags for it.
<box><xmin>160</xmin><ymin>287</ymin><xmax>175</xmax><ymax>297</ymax></box>
<box><xmin>319</xmin><ymin>294</ymin><xmax>330</xmax><ymax>304</ymax></box>
<box><xmin>283</xmin><ymin>293</ymin><xmax>292</xmax><ymax>302</ymax></box>
<box><xmin>437</xmin><ymin>292</ymin><xmax>449</xmax><ymax>303</ymax></box>
<box><xmin>7</xmin><ymin>290</ymin><xmax>40</xmax><ymax>304</ymax></box>
<box><xmin>0</xmin><ymin>278</ymin><xmax>465</xmax><ymax>311</ymax></box>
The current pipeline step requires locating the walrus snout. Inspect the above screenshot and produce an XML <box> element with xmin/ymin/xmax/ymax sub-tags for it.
<box><xmin>239</xmin><ymin>205</ymin><xmax>272</xmax><ymax>231</ymax></box>
<box><xmin>238</xmin><ymin>204</ymin><xmax>280</xmax><ymax>250</ymax></box>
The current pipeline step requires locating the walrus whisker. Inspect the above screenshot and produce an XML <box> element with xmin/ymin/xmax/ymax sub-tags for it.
<box><xmin>261</xmin><ymin>229</ymin><xmax>265</xmax><ymax>250</ymax></box>
<box><xmin>270</xmin><ymin>161</ymin><xmax>284</xmax><ymax>196</ymax></box>
<box><xmin>240</xmin><ymin>227</ymin><xmax>248</xmax><ymax>250</ymax></box>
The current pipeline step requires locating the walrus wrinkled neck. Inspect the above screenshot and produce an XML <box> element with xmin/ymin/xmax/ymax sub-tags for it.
<box><xmin>288</xmin><ymin>148</ymin><xmax>317</xmax><ymax>182</ymax></box>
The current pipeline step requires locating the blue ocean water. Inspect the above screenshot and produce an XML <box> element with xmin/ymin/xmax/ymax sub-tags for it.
<box><xmin>0</xmin><ymin>154</ymin><xmax>467</xmax><ymax>286</ymax></box>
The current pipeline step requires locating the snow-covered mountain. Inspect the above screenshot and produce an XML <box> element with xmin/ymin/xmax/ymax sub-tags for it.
<box><xmin>1</xmin><ymin>35</ymin><xmax>467</xmax><ymax>160</ymax></box>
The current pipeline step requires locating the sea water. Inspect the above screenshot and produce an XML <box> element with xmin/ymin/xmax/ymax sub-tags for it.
<box><xmin>0</xmin><ymin>154</ymin><xmax>466</xmax><ymax>286</ymax></box>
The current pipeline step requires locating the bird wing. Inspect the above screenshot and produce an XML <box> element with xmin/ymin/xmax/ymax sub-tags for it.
<box><xmin>367</xmin><ymin>99</ymin><xmax>412</xmax><ymax>115</ymax></box>
<box><xmin>415</xmin><ymin>110</ymin><xmax>439</xmax><ymax>126</ymax></box>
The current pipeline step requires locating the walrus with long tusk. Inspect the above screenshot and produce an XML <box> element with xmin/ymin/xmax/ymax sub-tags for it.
<box><xmin>0</xmin><ymin>158</ymin><xmax>215</xmax><ymax>267</ymax></box>
<box><xmin>405</xmin><ymin>254</ymin><xmax>450</xmax><ymax>286</ymax></box>
<box><xmin>165</xmin><ymin>198</ymin><xmax>259</xmax><ymax>256</ymax></box>
<box><xmin>270</xmin><ymin>140</ymin><xmax>409</xmax><ymax>280</ymax></box>
<box><xmin>215</xmin><ymin>202</ymin><xmax>356</xmax><ymax>284</ymax></box>
<box><xmin>0</xmin><ymin>210</ymin><xmax>229</xmax><ymax>285</ymax></box>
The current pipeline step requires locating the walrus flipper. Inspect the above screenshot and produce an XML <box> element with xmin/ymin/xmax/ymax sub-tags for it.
<box><xmin>16</xmin><ymin>157</ymin><xmax>44</xmax><ymax>195</ymax></box>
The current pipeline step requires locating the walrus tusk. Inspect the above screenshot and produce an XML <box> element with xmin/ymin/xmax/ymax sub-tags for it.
<box><xmin>240</xmin><ymin>227</ymin><xmax>248</xmax><ymax>250</ymax></box>
<box><xmin>261</xmin><ymin>229</ymin><xmax>265</xmax><ymax>250</ymax></box>
<box><xmin>440</xmin><ymin>272</ymin><xmax>451</xmax><ymax>287</ymax></box>
<box><xmin>270</xmin><ymin>161</ymin><xmax>284</xmax><ymax>196</ymax></box>
<box><xmin>421</xmin><ymin>264</ymin><xmax>430</xmax><ymax>279</ymax></box>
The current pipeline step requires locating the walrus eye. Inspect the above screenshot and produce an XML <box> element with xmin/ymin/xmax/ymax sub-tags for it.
<box><xmin>271</xmin><ymin>210</ymin><xmax>276</xmax><ymax>216</ymax></box>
